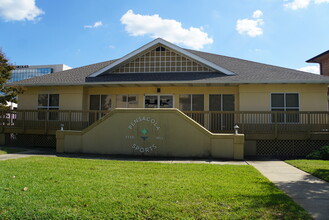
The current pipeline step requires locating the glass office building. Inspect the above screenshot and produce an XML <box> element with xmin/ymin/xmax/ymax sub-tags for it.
<box><xmin>6</xmin><ymin>64</ymin><xmax>71</xmax><ymax>109</ymax></box>
<box><xmin>8</xmin><ymin>64</ymin><xmax>71</xmax><ymax>83</ymax></box>
<box><xmin>9</xmin><ymin>67</ymin><xmax>53</xmax><ymax>82</ymax></box>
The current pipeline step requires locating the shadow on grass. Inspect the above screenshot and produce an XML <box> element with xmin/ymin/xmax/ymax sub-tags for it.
<box><xmin>311</xmin><ymin>169</ymin><xmax>329</xmax><ymax>182</ymax></box>
<box><xmin>55</xmin><ymin>152</ymin><xmax>244</xmax><ymax>163</ymax></box>
<box><xmin>217</xmin><ymin>179</ymin><xmax>313</xmax><ymax>219</ymax></box>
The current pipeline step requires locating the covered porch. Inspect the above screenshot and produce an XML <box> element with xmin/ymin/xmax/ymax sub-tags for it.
<box><xmin>1</xmin><ymin>109</ymin><xmax>329</xmax><ymax>158</ymax></box>
<box><xmin>1</xmin><ymin>109</ymin><xmax>328</xmax><ymax>139</ymax></box>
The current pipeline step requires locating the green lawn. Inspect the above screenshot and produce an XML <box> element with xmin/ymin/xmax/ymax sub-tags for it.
<box><xmin>0</xmin><ymin>157</ymin><xmax>310</xmax><ymax>219</ymax></box>
<box><xmin>0</xmin><ymin>147</ymin><xmax>25</xmax><ymax>155</ymax></box>
<box><xmin>286</xmin><ymin>159</ymin><xmax>329</xmax><ymax>182</ymax></box>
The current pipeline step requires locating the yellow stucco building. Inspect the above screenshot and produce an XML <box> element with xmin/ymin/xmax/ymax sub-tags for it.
<box><xmin>8</xmin><ymin>38</ymin><xmax>329</xmax><ymax>158</ymax></box>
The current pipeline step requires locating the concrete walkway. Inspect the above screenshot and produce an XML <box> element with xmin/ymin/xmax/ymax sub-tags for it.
<box><xmin>248</xmin><ymin>160</ymin><xmax>329</xmax><ymax>220</ymax></box>
<box><xmin>0</xmin><ymin>150</ymin><xmax>56</xmax><ymax>160</ymax></box>
<box><xmin>0</xmin><ymin>149</ymin><xmax>247</xmax><ymax>165</ymax></box>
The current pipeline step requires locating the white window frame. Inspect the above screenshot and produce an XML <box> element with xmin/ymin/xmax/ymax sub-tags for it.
<box><xmin>37</xmin><ymin>94</ymin><xmax>59</xmax><ymax>121</ymax></box>
<box><xmin>38</xmin><ymin>94</ymin><xmax>59</xmax><ymax>110</ymax></box>
<box><xmin>116</xmin><ymin>94</ymin><xmax>138</xmax><ymax>108</ymax></box>
<box><xmin>270</xmin><ymin>93</ymin><xmax>300</xmax><ymax>123</ymax></box>
<box><xmin>144</xmin><ymin>94</ymin><xmax>174</xmax><ymax>108</ymax></box>
<box><xmin>270</xmin><ymin>93</ymin><xmax>300</xmax><ymax>111</ymax></box>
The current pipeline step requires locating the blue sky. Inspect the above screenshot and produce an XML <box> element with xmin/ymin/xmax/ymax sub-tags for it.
<box><xmin>0</xmin><ymin>0</ymin><xmax>329</xmax><ymax>74</ymax></box>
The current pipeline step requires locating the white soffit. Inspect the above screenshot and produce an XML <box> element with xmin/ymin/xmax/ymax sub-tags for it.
<box><xmin>88</xmin><ymin>38</ymin><xmax>235</xmax><ymax>77</ymax></box>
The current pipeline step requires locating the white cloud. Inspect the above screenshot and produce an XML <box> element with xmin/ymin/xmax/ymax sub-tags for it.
<box><xmin>252</xmin><ymin>10</ymin><xmax>263</xmax><ymax>18</ymax></box>
<box><xmin>284</xmin><ymin>0</ymin><xmax>311</xmax><ymax>10</ymax></box>
<box><xmin>236</xmin><ymin>10</ymin><xmax>264</xmax><ymax>37</ymax></box>
<box><xmin>314</xmin><ymin>0</ymin><xmax>329</xmax><ymax>3</ymax></box>
<box><xmin>284</xmin><ymin>0</ymin><xmax>329</xmax><ymax>10</ymax></box>
<box><xmin>84</xmin><ymin>21</ymin><xmax>103</xmax><ymax>29</ymax></box>
<box><xmin>120</xmin><ymin>10</ymin><xmax>213</xmax><ymax>50</ymax></box>
<box><xmin>0</xmin><ymin>0</ymin><xmax>44</xmax><ymax>21</ymax></box>
<box><xmin>298</xmin><ymin>65</ymin><xmax>320</xmax><ymax>74</ymax></box>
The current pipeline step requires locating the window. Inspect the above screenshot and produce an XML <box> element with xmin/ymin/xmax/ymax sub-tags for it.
<box><xmin>179</xmin><ymin>94</ymin><xmax>204</xmax><ymax>111</ymax></box>
<box><xmin>209</xmin><ymin>94</ymin><xmax>235</xmax><ymax>131</ymax></box>
<box><xmin>209</xmin><ymin>94</ymin><xmax>234</xmax><ymax>111</ymax></box>
<box><xmin>90</xmin><ymin>95</ymin><xmax>112</xmax><ymax>110</ymax></box>
<box><xmin>145</xmin><ymin>95</ymin><xmax>158</xmax><ymax>108</ymax></box>
<box><xmin>179</xmin><ymin>94</ymin><xmax>204</xmax><ymax>126</ymax></box>
<box><xmin>116</xmin><ymin>95</ymin><xmax>138</xmax><ymax>108</ymax></box>
<box><xmin>271</xmin><ymin>93</ymin><xmax>299</xmax><ymax>123</ymax></box>
<box><xmin>144</xmin><ymin>95</ymin><xmax>173</xmax><ymax>108</ymax></box>
<box><xmin>89</xmin><ymin>95</ymin><xmax>112</xmax><ymax>123</ymax></box>
<box><xmin>38</xmin><ymin>94</ymin><xmax>59</xmax><ymax>120</ymax></box>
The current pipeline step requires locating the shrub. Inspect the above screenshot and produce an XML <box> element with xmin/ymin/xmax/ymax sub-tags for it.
<box><xmin>306</xmin><ymin>146</ymin><xmax>329</xmax><ymax>160</ymax></box>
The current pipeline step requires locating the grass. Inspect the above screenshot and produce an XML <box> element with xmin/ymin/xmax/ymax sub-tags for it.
<box><xmin>0</xmin><ymin>157</ymin><xmax>310</xmax><ymax>219</ymax></box>
<box><xmin>286</xmin><ymin>159</ymin><xmax>329</xmax><ymax>182</ymax></box>
<box><xmin>0</xmin><ymin>147</ymin><xmax>25</xmax><ymax>155</ymax></box>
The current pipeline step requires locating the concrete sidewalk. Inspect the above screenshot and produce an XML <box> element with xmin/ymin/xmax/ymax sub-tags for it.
<box><xmin>248</xmin><ymin>160</ymin><xmax>329</xmax><ymax>220</ymax></box>
<box><xmin>0</xmin><ymin>149</ymin><xmax>247</xmax><ymax>165</ymax></box>
<box><xmin>0</xmin><ymin>150</ymin><xmax>56</xmax><ymax>160</ymax></box>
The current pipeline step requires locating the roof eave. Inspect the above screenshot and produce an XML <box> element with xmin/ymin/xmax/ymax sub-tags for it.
<box><xmin>15</xmin><ymin>79</ymin><xmax>329</xmax><ymax>87</ymax></box>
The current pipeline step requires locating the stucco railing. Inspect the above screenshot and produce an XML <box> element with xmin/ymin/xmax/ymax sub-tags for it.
<box><xmin>0</xmin><ymin>109</ymin><xmax>328</xmax><ymax>136</ymax></box>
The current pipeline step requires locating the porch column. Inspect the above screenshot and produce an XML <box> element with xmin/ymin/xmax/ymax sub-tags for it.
<box><xmin>204</xmin><ymin>94</ymin><xmax>209</xmax><ymax>130</ymax></box>
<box><xmin>138</xmin><ymin>95</ymin><xmax>144</xmax><ymax>108</ymax></box>
<box><xmin>174</xmin><ymin>94</ymin><xmax>180</xmax><ymax>109</ymax></box>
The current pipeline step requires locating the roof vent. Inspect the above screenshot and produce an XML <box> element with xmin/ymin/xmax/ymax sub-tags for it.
<box><xmin>155</xmin><ymin>46</ymin><xmax>166</xmax><ymax>52</ymax></box>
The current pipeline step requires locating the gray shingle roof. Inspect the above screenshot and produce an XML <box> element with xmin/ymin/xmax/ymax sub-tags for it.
<box><xmin>187</xmin><ymin>50</ymin><xmax>329</xmax><ymax>83</ymax></box>
<box><xmin>11</xmin><ymin>49</ymin><xmax>329</xmax><ymax>86</ymax></box>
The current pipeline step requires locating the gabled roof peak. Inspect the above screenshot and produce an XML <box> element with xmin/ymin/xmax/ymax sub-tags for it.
<box><xmin>306</xmin><ymin>50</ymin><xmax>329</xmax><ymax>63</ymax></box>
<box><xmin>88</xmin><ymin>38</ymin><xmax>235</xmax><ymax>77</ymax></box>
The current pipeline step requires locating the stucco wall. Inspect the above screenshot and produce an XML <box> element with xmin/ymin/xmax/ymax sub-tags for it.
<box><xmin>239</xmin><ymin>84</ymin><xmax>328</xmax><ymax>111</ymax></box>
<box><xmin>18</xmin><ymin>86</ymin><xmax>85</xmax><ymax>110</ymax></box>
<box><xmin>56</xmin><ymin>109</ymin><xmax>244</xmax><ymax>159</ymax></box>
<box><xmin>18</xmin><ymin>84</ymin><xmax>328</xmax><ymax>111</ymax></box>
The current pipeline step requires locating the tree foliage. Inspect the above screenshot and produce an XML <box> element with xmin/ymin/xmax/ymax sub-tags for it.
<box><xmin>0</xmin><ymin>49</ymin><xmax>23</xmax><ymax>106</ymax></box>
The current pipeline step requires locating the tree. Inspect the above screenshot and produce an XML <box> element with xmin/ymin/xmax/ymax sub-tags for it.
<box><xmin>0</xmin><ymin>49</ymin><xmax>23</xmax><ymax>106</ymax></box>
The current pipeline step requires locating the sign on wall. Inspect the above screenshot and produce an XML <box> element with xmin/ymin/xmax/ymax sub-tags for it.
<box><xmin>126</xmin><ymin>116</ymin><xmax>165</xmax><ymax>153</ymax></box>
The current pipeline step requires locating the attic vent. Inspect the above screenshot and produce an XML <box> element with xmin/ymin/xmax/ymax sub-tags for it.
<box><xmin>155</xmin><ymin>46</ymin><xmax>166</xmax><ymax>52</ymax></box>
<box><xmin>111</xmin><ymin>45</ymin><xmax>216</xmax><ymax>73</ymax></box>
